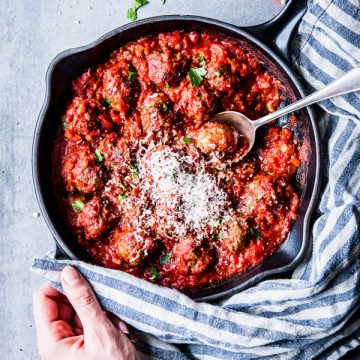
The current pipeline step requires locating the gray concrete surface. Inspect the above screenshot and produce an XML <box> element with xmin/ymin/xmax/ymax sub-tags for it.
<box><xmin>0</xmin><ymin>1</ymin><xmax>284</xmax><ymax>359</ymax></box>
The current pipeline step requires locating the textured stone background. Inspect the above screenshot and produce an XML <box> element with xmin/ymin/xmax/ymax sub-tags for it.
<box><xmin>0</xmin><ymin>1</ymin><xmax>285</xmax><ymax>359</ymax></box>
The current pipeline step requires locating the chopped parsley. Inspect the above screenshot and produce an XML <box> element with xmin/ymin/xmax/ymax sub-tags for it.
<box><xmin>149</xmin><ymin>267</ymin><xmax>159</xmax><ymax>280</ymax></box>
<box><xmin>189</xmin><ymin>65</ymin><xmax>207</xmax><ymax>87</ymax></box>
<box><xmin>104</xmin><ymin>98</ymin><xmax>111</xmax><ymax>107</ymax></box>
<box><xmin>160</xmin><ymin>253</ymin><xmax>172</xmax><ymax>265</ymax></box>
<box><xmin>215</xmin><ymin>70</ymin><xmax>222</xmax><ymax>76</ymax></box>
<box><xmin>72</xmin><ymin>200</ymin><xmax>85</xmax><ymax>212</ymax></box>
<box><xmin>118</xmin><ymin>193</ymin><xmax>128</xmax><ymax>201</ymax></box>
<box><xmin>129</xmin><ymin>163</ymin><xmax>139</xmax><ymax>176</ymax></box>
<box><xmin>165</xmin><ymin>81</ymin><xmax>170</xmax><ymax>88</ymax></box>
<box><xmin>250</xmin><ymin>227</ymin><xmax>262</xmax><ymax>238</ymax></box>
<box><xmin>256</xmin><ymin>195</ymin><xmax>263</xmax><ymax>201</ymax></box>
<box><xmin>216</xmin><ymin>231</ymin><xmax>223</xmax><ymax>239</ymax></box>
<box><xmin>127</xmin><ymin>0</ymin><xmax>149</xmax><ymax>22</ymax></box>
<box><xmin>161</xmin><ymin>103</ymin><xmax>168</xmax><ymax>112</ymax></box>
<box><xmin>198</xmin><ymin>55</ymin><xmax>206</xmax><ymax>67</ymax></box>
<box><xmin>183</xmin><ymin>137</ymin><xmax>193</xmax><ymax>144</ymax></box>
<box><xmin>94</xmin><ymin>149</ymin><xmax>103</xmax><ymax>162</ymax></box>
<box><xmin>214</xmin><ymin>218</ymin><xmax>223</xmax><ymax>227</ymax></box>
<box><xmin>128</xmin><ymin>65</ymin><xmax>138</xmax><ymax>80</ymax></box>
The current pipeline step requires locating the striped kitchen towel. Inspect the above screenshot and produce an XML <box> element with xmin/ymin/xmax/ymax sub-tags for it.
<box><xmin>31</xmin><ymin>0</ymin><xmax>360</xmax><ymax>358</ymax></box>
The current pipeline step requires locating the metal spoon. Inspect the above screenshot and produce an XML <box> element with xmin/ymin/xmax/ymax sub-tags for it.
<box><xmin>211</xmin><ymin>67</ymin><xmax>360</xmax><ymax>159</ymax></box>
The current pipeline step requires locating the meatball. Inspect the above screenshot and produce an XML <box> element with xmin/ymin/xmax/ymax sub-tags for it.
<box><xmin>206</xmin><ymin>65</ymin><xmax>238</xmax><ymax>93</ymax></box>
<box><xmin>113</xmin><ymin>228</ymin><xmax>156</xmax><ymax>266</ymax></box>
<box><xmin>62</xmin><ymin>144</ymin><xmax>102</xmax><ymax>193</ymax></box>
<box><xmin>102</xmin><ymin>63</ymin><xmax>139</xmax><ymax>116</ymax></box>
<box><xmin>76</xmin><ymin>197</ymin><xmax>113</xmax><ymax>239</ymax></box>
<box><xmin>140</xmin><ymin>92</ymin><xmax>173</xmax><ymax>135</ymax></box>
<box><xmin>147</xmin><ymin>51</ymin><xmax>187</xmax><ymax>87</ymax></box>
<box><xmin>64</xmin><ymin>98</ymin><xmax>100</xmax><ymax>142</ymax></box>
<box><xmin>193</xmin><ymin>121</ymin><xmax>238</xmax><ymax>154</ymax></box>
<box><xmin>259</xmin><ymin>127</ymin><xmax>300</xmax><ymax>179</ymax></box>
<box><xmin>171</xmin><ymin>235</ymin><xmax>212</xmax><ymax>275</ymax></box>
<box><xmin>72</xmin><ymin>68</ymin><xmax>101</xmax><ymax>99</ymax></box>
<box><xmin>175</xmin><ymin>84</ymin><xmax>217</xmax><ymax>128</ymax></box>
<box><xmin>220</xmin><ymin>218</ymin><xmax>247</xmax><ymax>253</ymax></box>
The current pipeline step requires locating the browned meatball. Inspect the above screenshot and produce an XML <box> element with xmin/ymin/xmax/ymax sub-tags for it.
<box><xmin>113</xmin><ymin>228</ymin><xmax>156</xmax><ymax>266</ymax></box>
<box><xmin>220</xmin><ymin>218</ymin><xmax>247</xmax><ymax>253</ymax></box>
<box><xmin>171</xmin><ymin>235</ymin><xmax>212</xmax><ymax>275</ymax></box>
<box><xmin>147</xmin><ymin>52</ymin><xmax>187</xmax><ymax>87</ymax></box>
<box><xmin>193</xmin><ymin>121</ymin><xmax>238</xmax><ymax>154</ymax></box>
<box><xmin>175</xmin><ymin>84</ymin><xmax>217</xmax><ymax>128</ymax></box>
<box><xmin>62</xmin><ymin>144</ymin><xmax>102</xmax><ymax>193</ymax></box>
<box><xmin>206</xmin><ymin>65</ymin><xmax>239</xmax><ymax>93</ymax></box>
<box><xmin>76</xmin><ymin>197</ymin><xmax>113</xmax><ymax>239</ymax></box>
<box><xmin>140</xmin><ymin>92</ymin><xmax>173</xmax><ymax>135</ymax></box>
<box><xmin>102</xmin><ymin>63</ymin><xmax>139</xmax><ymax>116</ymax></box>
<box><xmin>64</xmin><ymin>98</ymin><xmax>100</xmax><ymax>142</ymax></box>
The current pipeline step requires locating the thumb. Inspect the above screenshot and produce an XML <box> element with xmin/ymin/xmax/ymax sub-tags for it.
<box><xmin>61</xmin><ymin>266</ymin><xmax>106</xmax><ymax>332</ymax></box>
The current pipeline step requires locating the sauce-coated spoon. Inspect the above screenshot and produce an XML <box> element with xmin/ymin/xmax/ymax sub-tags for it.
<box><xmin>212</xmin><ymin>67</ymin><xmax>360</xmax><ymax>159</ymax></box>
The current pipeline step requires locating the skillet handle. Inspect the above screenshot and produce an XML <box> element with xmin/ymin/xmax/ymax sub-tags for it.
<box><xmin>244</xmin><ymin>0</ymin><xmax>307</xmax><ymax>64</ymax></box>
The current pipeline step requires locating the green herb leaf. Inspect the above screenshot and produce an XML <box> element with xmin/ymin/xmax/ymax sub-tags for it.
<box><xmin>118</xmin><ymin>193</ymin><xmax>128</xmax><ymax>201</ymax></box>
<box><xmin>128</xmin><ymin>65</ymin><xmax>138</xmax><ymax>80</ymax></box>
<box><xmin>104</xmin><ymin>98</ymin><xmax>111</xmax><ymax>107</ymax></box>
<box><xmin>160</xmin><ymin>252</ymin><xmax>172</xmax><ymax>265</ymax></box>
<box><xmin>165</xmin><ymin>81</ymin><xmax>170</xmax><ymax>88</ymax></box>
<box><xmin>198</xmin><ymin>55</ymin><xmax>206</xmax><ymax>67</ymax></box>
<box><xmin>189</xmin><ymin>66</ymin><xmax>207</xmax><ymax>87</ymax></box>
<box><xmin>183</xmin><ymin>137</ymin><xmax>193</xmax><ymax>144</ymax></box>
<box><xmin>162</xmin><ymin>0</ymin><xmax>166</xmax><ymax>4</ymax></box>
<box><xmin>256</xmin><ymin>195</ymin><xmax>263</xmax><ymax>201</ymax></box>
<box><xmin>72</xmin><ymin>200</ymin><xmax>85</xmax><ymax>212</ymax></box>
<box><xmin>149</xmin><ymin>267</ymin><xmax>159</xmax><ymax>280</ymax></box>
<box><xmin>161</xmin><ymin>103</ymin><xmax>168</xmax><ymax>112</ymax></box>
<box><xmin>94</xmin><ymin>149</ymin><xmax>103</xmax><ymax>162</ymax></box>
<box><xmin>250</xmin><ymin>227</ymin><xmax>262</xmax><ymax>238</ymax></box>
<box><xmin>127</xmin><ymin>0</ymin><xmax>149</xmax><ymax>21</ymax></box>
<box><xmin>129</xmin><ymin>163</ymin><xmax>139</xmax><ymax>176</ymax></box>
<box><xmin>216</xmin><ymin>231</ymin><xmax>223</xmax><ymax>239</ymax></box>
<box><xmin>215</xmin><ymin>70</ymin><xmax>222</xmax><ymax>76</ymax></box>
<box><xmin>214</xmin><ymin>218</ymin><xmax>223</xmax><ymax>227</ymax></box>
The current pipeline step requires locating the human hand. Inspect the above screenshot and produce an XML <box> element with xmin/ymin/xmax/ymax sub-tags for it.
<box><xmin>33</xmin><ymin>266</ymin><xmax>139</xmax><ymax>360</ymax></box>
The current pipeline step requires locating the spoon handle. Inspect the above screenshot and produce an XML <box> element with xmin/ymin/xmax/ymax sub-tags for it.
<box><xmin>254</xmin><ymin>67</ymin><xmax>360</xmax><ymax>129</ymax></box>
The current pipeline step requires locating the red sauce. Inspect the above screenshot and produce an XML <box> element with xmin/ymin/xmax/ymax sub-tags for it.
<box><xmin>53</xmin><ymin>31</ymin><xmax>301</xmax><ymax>290</ymax></box>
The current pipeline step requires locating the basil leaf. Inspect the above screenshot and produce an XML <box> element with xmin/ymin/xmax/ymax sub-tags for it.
<box><xmin>215</xmin><ymin>70</ymin><xmax>222</xmax><ymax>76</ymax></box>
<box><xmin>104</xmin><ymin>98</ymin><xmax>111</xmax><ymax>107</ymax></box>
<box><xmin>127</xmin><ymin>0</ymin><xmax>149</xmax><ymax>21</ymax></box>
<box><xmin>149</xmin><ymin>267</ymin><xmax>159</xmax><ymax>280</ymax></box>
<box><xmin>183</xmin><ymin>137</ymin><xmax>193</xmax><ymax>144</ymax></box>
<box><xmin>214</xmin><ymin>218</ymin><xmax>223</xmax><ymax>227</ymax></box>
<box><xmin>72</xmin><ymin>200</ymin><xmax>85</xmax><ymax>212</ymax></box>
<box><xmin>198</xmin><ymin>55</ymin><xmax>206</xmax><ymax>67</ymax></box>
<box><xmin>216</xmin><ymin>231</ymin><xmax>223</xmax><ymax>239</ymax></box>
<box><xmin>129</xmin><ymin>163</ymin><xmax>139</xmax><ymax>176</ymax></box>
<box><xmin>161</xmin><ymin>103</ymin><xmax>168</xmax><ymax>112</ymax></box>
<box><xmin>160</xmin><ymin>252</ymin><xmax>172</xmax><ymax>265</ymax></box>
<box><xmin>165</xmin><ymin>81</ymin><xmax>170</xmax><ymax>88</ymax></box>
<box><xmin>250</xmin><ymin>227</ymin><xmax>262</xmax><ymax>238</ymax></box>
<box><xmin>189</xmin><ymin>66</ymin><xmax>207</xmax><ymax>87</ymax></box>
<box><xmin>94</xmin><ymin>149</ymin><xmax>103</xmax><ymax>162</ymax></box>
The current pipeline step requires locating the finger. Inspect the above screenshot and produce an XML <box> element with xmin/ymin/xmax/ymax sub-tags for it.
<box><xmin>106</xmin><ymin>312</ymin><xmax>130</xmax><ymax>334</ymax></box>
<box><xmin>33</xmin><ymin>283</ymin><xmax>61</xmax><ymax>334</ymax></box>
<box><xmin>61</xmin><ymin>266</ymin><xmax>106</xmax><ymax>333</ymax></box>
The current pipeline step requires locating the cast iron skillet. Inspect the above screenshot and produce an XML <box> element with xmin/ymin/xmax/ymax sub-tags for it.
<box><xmin>32</xmin><ymin>0</ymin><xmax>321</xmax><ymax>302</ymax></box>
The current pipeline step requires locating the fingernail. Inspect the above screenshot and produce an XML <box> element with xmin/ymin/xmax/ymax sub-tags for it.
<box><xmin>62</xmin><ymin>266</ymin><xmax>81</xmax><ymax>285</ymax></box>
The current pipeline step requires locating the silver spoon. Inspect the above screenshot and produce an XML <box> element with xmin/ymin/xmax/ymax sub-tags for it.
<box><xmin>212</xmin><ymin>67</ymin><xmax>360</xmax><ymax>159</ymax></box>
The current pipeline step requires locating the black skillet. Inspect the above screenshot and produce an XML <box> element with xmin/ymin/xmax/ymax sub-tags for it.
<box><xmin>32</xmin><ymin>0</ymin><xmax>321</xmax><ymax>302</ymax></box>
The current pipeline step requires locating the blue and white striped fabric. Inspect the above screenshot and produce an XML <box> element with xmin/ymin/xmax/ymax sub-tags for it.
<box><xmin>31</xmin><ymin>1</ymin><xmax>360</xmax><ymax>358</ymax></box>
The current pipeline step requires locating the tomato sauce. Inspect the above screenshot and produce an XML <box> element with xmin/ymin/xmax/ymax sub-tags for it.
<box><xmin>53</xmin><ymin>31</ymin><xmax>301</xmax><ymax>290</ymax></box>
